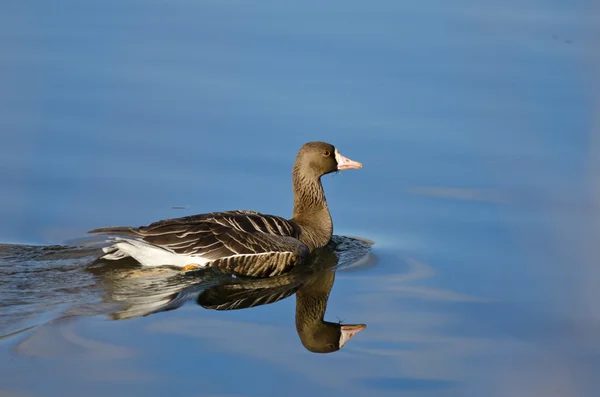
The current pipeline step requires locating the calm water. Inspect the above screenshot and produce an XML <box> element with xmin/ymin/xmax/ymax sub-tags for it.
<box><xmin>1</xmin><ymin>1</ymin><xmax>599</xmax><ymax>396</ymax></box>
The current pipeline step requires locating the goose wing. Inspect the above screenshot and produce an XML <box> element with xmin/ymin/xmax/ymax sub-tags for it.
<box><xmin>90</xmin><ymin>210</ymin><xmax>309</xmax><ymax>277</ymax></box>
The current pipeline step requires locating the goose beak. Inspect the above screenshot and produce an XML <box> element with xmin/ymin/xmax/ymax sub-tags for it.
<box><xmin>335</xmin><ymin>149</ymin><xmax>363</xmax><ymax>170</ymax></box>
<box><xmin>339</xmin><ymin>324</ymin><xmax>366</xmax><ymax>348</ymax></box>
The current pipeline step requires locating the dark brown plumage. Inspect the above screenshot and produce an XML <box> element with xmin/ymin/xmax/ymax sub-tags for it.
<box><xmin>88</xmin><ymin>141</ymin><xmax>362</xmax><ymax>277</ymax></box>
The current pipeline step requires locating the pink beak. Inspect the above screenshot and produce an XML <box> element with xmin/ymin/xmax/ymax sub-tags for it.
<box><xmin>335</xmin><ymin>149</ymin><xmax>363</xmax><ymax>170</ymax></box>
<box><xmin>339</xmin><ymin>324</ymin><xmax>366</xmax><ymax>348</ymax></box>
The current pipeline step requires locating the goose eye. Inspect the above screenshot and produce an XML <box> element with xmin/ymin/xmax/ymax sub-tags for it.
<box><xmin>323</xmin><ymin>150</ymin><xmax>331</xmax><ymax>157</ymax></box>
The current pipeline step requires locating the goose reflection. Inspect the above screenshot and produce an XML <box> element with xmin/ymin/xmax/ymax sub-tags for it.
<box><xmin>196</xmin><ymin>244</ymin><xmax>367</xmax><ymax>353</ymax></box>
<box><xmin>89</xmin><ymin>235</ymin><xmax>373</xmax><ymax>353</ymax></box>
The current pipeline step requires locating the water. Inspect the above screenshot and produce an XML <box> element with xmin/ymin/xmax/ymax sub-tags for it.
<box><xmin>1</xmin><ymin>1</ymin><xmax>599</xmax><ymax>396</ymax></box>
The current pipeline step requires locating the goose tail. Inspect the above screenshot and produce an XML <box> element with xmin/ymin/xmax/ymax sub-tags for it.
<box><xmin>88</xmin><ymin>226</ymin><xmax>138</xmax><ymax>236</ymax></box>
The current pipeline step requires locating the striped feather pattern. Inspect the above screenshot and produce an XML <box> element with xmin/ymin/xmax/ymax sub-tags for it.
<box><xmin>90</xmin><ymin>210</ymin><xmax>310</xmax><ymax>277</ymax></box>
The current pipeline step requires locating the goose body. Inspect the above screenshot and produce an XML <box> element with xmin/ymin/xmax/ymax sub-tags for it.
<box><xmin>89</xmin><ymin>142</ymin><xmax>362</xmax><ymax>277</ymax></box>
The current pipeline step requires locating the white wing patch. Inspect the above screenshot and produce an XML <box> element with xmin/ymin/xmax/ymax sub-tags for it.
<box><xmin>101</xmin><ymin>237</ymin><xmax>210</xmax><ymax>267</ymax></box>
<box><xmin>100</xmin><ymin>237</ymin><xmax>293</xmax><ymax>268</ymax></box>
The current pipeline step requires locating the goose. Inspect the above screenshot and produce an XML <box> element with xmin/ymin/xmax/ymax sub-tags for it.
<box><xmin>89</xmin><ymin>141</ymin><xmax>362</xmax><ymax>277</ymax></box>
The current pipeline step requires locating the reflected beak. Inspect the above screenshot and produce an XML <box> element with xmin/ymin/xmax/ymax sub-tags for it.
<box><xmin>339</xmin><ymin>324</ymin><xmax>366</xmax><ymax>348</ymax></box>
<box><xmin>335</xmin><ymin>148</ymin><xmax>363</xmax><ymax>170</ymax></box>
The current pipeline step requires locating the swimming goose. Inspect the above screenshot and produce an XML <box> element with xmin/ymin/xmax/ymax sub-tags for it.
<box><xmin>89</xmin><ymin>141</ymin><xmax>362</xmax><ymax>277</ymax></box>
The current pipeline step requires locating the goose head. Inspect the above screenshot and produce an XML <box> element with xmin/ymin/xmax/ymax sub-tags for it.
<box><xmin>294</xmin><ymin>141</ymin><xmax>362</xmax><ymax>179</ymax></box>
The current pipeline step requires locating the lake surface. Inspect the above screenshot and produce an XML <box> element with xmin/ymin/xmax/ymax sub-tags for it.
<box><xmin>1</xmin><ymin>1</ymin><xmax>599</xmax><ymax>396</ymax></box>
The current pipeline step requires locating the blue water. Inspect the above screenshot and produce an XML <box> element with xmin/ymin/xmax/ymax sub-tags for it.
<box><xmin>1</xmin><ymin>1</ymin><xmax>599</xmax><ymax>396</ymax></box>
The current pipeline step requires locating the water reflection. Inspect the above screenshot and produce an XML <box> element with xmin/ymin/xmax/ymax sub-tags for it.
<box><xmin>198</xmin><ymin>245</ymin><xmax>367</xmax><ymax>353</ymax></box>
<box><xmin>87</xmin><ymin>235</ymin><xmax>373</xmax><ymax>353</ymax></box>
<box><xmin>0</xmin><ymin>235</ymin><xmax>374</xmax><ymax>356</ymax></box>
